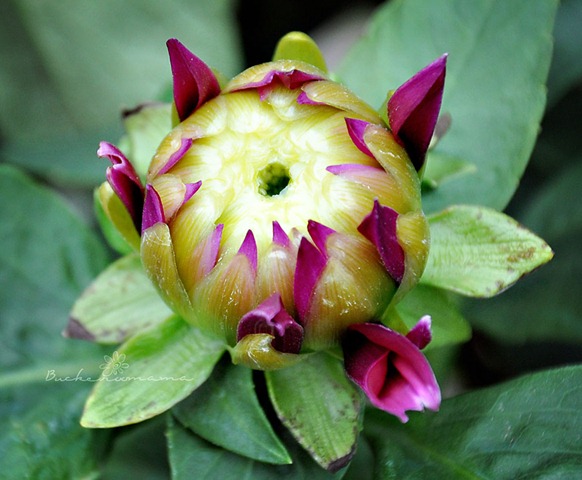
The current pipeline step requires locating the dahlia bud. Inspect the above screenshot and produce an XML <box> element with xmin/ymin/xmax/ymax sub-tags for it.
<box><xmin>94</xmin><ymin>33</ymin><xmax>446</xmax><ymax>418</ymax></box>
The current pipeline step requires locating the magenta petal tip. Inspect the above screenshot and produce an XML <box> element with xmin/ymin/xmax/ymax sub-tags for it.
<box><xmin>307</xmin><ymin>220</ymin><xmax>335</xmax><ymax>255</ymax></box>
<box><xmin>238</xmin><ymin>230</ymin><xmax>258</xmax><ymax>272</ymax></box>
<box><xmin>358</xmin><ymin>200</ymin><xmax>405</xmax><ymax>283</ymax></box>
<box><xmin>237</xmin><ymin>294</ymin><xmax>304</xmax><ymax>354</ymax></box>
<box><xmin>167</xmin><ymin>38</ymin><xmax>221</xmax><ymax>122</ymax></box>
<box><xmin>272</xmin><ymin>221</ymin><xmax>290</xmax><ymax>247</ymax></box>
<box><xmin>388</xmin><ymin>54</ymin><xmax>447</xmax><ymax>171</ymax></box>
<box><xmin>345</xmin><ymin>118</ymin><xmax>374</xmax><ymax>157</ymax></box>
<box><xmin>294</xmin><ymin>237</ymin><xmax>327</xmax><ymax>321</ymax></box>
<box><xmin>141</xmin><ymin>184</ymin><xmax>165</xmax><ymax>232</ymax></box>
<box><xmin>343</xmin><ymin>322</ymin><xmax>441</xmax><ymax>422</ymax></box>
<box><xmin>406</xmin><ymin>315</ymin><xmax>432</xmax><ymax>350</ymax></box>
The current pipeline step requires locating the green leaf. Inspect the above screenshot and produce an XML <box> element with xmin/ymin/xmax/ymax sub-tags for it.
<box><xmin>396</xmin><ymin>285</ymin><xmax>471</xmax><ymax>350</ymax></box>
<box><xmin>466</xmin><ymin>160</ymin><xmax>582</xmax><ymax>344</ymax></box>
<box><xmin>67</xmin><ymin>254</ymin><xmax>173</xmax><ymax>344</ymax></box>
<box><xmin>0</xmin><ymin>383</ymin><xmax>109</xmax><ymax>480</ymax></box>
<box><xmin>338</xmin><ymin>0</ymin><xmax>557</xmax><ymax>213</ymax></box>
<box><xmin>81</xmin><ymin>316</ymin><xmax>225</xmax><ymax>428</ymax></box>
<box><xmin>422</xmin><ymin>205</ymin><xmax>554</xmax><ymax>297</ymax></box>
<box><xmin>364</xmin><ymin>365</ymin><xmax>582</xmax><ymax>478</ymax></box>
<box><xmin>1</xmin><ymin>0</ymin><xmax>242</xmax><ymax>185</ymax></box>
<box><xmin>167</xmin><ymin>416</ymin><xmax>344</xmax><ymax>480</ymax></box>
<box><xmin>265</xmin><ymin>353</ymin><xmax>362</xmax><ymax>472</ymax></box>
<box><xmin>173</xmin><ymin>360</ymin><xmax>291</xmax><ymax>465</ymax></box>
<box><xmin>0</xmin><ymin>165</ymin><xmax>112</xmax><ymax>476</ymax></box>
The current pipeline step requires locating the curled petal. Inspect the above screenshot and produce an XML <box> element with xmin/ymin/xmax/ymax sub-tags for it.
<box><xmin>406</xmin><ymin>315</ymin><xmax>432</xmax><ymax>350</ymax></box>
<box><xmin>167</xmin><ymin>38</ymin><xmax>221</xmax><ymax>121</ymax></box>
<box><xmin>358</xmin><ymin>199</ymin><xmax>405</xmax><ymax>283</ymax></box>
<box><xmin>343</xmin><ymin>322</ymin><xmax>440</xmax><ymax>422</ymax></box>
<box><xmin>141</xmin><ymin>184</ymin><xmax>165</xmax><ymax>232</ymax></box>
<box><xmin>345</xmin><ymin>118</ymin><xmax>373</xmax><ymax>158</ymax></box>
<box><xmin>237</xmin><ymin>294</ymin><xmax>303</xmax><ymax>354</ymax></box>
<box><xmin>294</xmin><ymin>237</ymin><xmax>327</xmax><ymax>321</ymax></box>
<box><xmin>388</xmin><ymin>54</ymin><xmax>447</xmax><ymax>171</ymax></box>
<box><xmin>98</xmin><ymin>142</ymin><xmax>144</xmax><ymax>231</ymax></box>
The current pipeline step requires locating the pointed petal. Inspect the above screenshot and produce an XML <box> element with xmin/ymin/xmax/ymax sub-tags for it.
<box><xmin>343</xmin><ymin>322</ymin><xmax>440</xmax><ymax>422</ymax></box>
<box><xmin>272</xmin><ymin>221</ymin><xmax>290</xmax><ymax>247</ymax></box>
<box><xmin>294</xmin><ymin>237</ymin><xmax>327</xmax><ymax>321</ymax></box>
<box><xmin>358</xmin><ymin>200</ymin><xmax>405</xmax><ymax>283</ymax></box>
<box><xmin>98</xmin><ymin>141</ymin><xmax>144</xmax><ymax>231</ymax></box>
<box><xmin>237</xmin><ymin>294</ymin><xmax>303</xmax><ymax>354</ymax></box>
<box><xmin>272</xmin><ymin>31</ymin><xmax>327</xmax><ymax>73</ymax></box>
<box><xmin>345</xmin><ymin>118</ymin><xmax>373</xmax><ymax>157</ymax></box>
<box><xmin>307</xmin><ymin>220</ymin><xmax>335</xmax><ymax>255</ymax></box>
<box><xmin>167</xmin><ymin>38</ymin><xmax>221</xmax><ymax>121</ymax></box>
<box><xmin>388</xmin><ymin>55</ymin><xmax>447</xmax><ymax>171</ymax></box>
<box><xmin>406</xmin><ymin>315</ymin><xmax>432</xmax><ymax>350</ymax></box>
<box><xmin>158</xmin><ymin>137</ymin><xmax>193</xmax><ymax>175</ymax></box>
<box><xmin>238</xmin><ymin>230</ymin><xmax>258</xmax><ymax>273</ymax></box>
<box><xmin>195</xmin><ymin>224</ymin><xmax>223</xmax><ymax>280</ymax></box>
<box><xmin>141</xmin><ymin>184</ymin><xmax>165</xmax><ymax>232</ymax></box>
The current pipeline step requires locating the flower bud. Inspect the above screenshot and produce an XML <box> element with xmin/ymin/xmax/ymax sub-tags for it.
<box><xmin>98</xmin><ymin>35</ymin><xmax>446</xmax><ymax>373</ymax></box>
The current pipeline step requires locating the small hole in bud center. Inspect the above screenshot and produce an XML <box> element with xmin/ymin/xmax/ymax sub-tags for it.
<box><xmin>258</xmin><ymin>162</ymin><xmax>290</xmax><ymax>197</ymax></box>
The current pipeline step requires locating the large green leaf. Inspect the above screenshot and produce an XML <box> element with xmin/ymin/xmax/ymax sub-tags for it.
<box><xmin>338</xmin><ymin>0</ymin><xmax>557</xmax><ymax>213</ymax></box>
<box><xmin>466</xmin><ymin>160</ymin><xmax>582</xmax><ymax>344</ymax></box>
<box><xmin>0</xmin><ymin>165</ymin><xmax>111</xmax><ymax>476</ymax></box>
<box><xmin>0</xmin><ymin>0</ymin><xmax>242</xmax><ymax>186</ymax></box>
<box><xmin>167</xmin><ymin>416</ymin><xmax>346</xmax><ymax>480</ymax></box>
<box><xmin>81</xmin><ymin>316</ymin><xmax>225</xmax><ymax>428</ymax></box>
<box><xmin>265</xmin><ymin>353</ymin><xmax>362</xmax><ymax>472</ymax></box>
<box><xmin>364</xmin><ymin>365</ymin><xmax>582</xmax><ymax>478</ymax></box>
<box><xmin>68</xmin><ymin>254</ymin><xmax>173</xmax><ymax>344</ymax></box>
<box><xmin>422</xmin><ymin>206</ymin><xmax>554</xmax><ymax>297</ymax></box>
<box><xmin>173</xmin><ymin>361</ymin><xmax>291</xmax><ymax>465</ymax></box>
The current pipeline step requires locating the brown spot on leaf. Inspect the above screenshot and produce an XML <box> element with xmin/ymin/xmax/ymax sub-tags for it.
<box><xmin>62</xmin><ymin>317</ymin><xmax>96</xmax><ymax>341</ymax></box>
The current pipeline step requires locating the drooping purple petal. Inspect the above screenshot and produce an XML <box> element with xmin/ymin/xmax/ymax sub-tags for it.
<box><xmin>294</xmin><ymin>237</ymin><xmax>328</xmax><ymax>321</ymax></box>
<box><xmin>234</xmin><ymin>69</ymin><xmax>324</xmax><ymax>100</ymax></box>
<box><xmin>167</xmin><ymin>38</ymin><xmax>221</xmax><ymax>122</ymax></box>
<box><xmin>358</xmin><ymin>200</ymin><xmax>405</xmax><ymax>283</ymax></box>
<box><xmin>345</xmin><ymin>118</ymin><xmax>373</xmax><ymax>158</ymax></box>
<box><xmin>238</xmin><ymin>230</ymin><xmax>258</xmax><ymax>273</ymax></box>
<box><xmin>307</xmin><ymin>220</ymin><xmax>335</xmax><ymax>255</ymax></box>
<box><xmin>343</xmin><ymin>322</ymin><xmax>440</xmax><ymax>422</ymax></box>
<box><xmin>237</xmin><ymin>293</ymin><xmax>304</xmax><ymax>354</ymax></box>
<box><xmin>387</xmin><ymin>54</ymin><xmax>447</xmax><ymax>171</ymax></box>
<box><xmin>98</xmin><ymin>141</ymin><xmax>144</xmax><ymax>231</ymax></box>
<box><xmin>158</xmin><ymin>137</ymin><xmax>194</xmax><ymax>175</ymax></box>
<box><xmin>406</xmin><ymin>315</ymin><xmax>432</xmax><ymax>350</ymax></box>
<box><xmin>141</xmin><ymin>184</ymin><xmax>165</xmax><ymax>232</ymax></box>
<box><xmin>272</xmin><ymin>221</ymin><xmax>290</xmax><ymax>247</ymax></box>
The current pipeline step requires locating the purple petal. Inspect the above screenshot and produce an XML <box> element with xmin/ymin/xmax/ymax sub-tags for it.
<box><xmin>272</xmin><ymin>221</ymin><xmax>290</xmax><ymax>247</ymax></box>
<box><xmin>237</xmin><ymin>293</ymin><xmax>304</xmax><ymax>354</ymax></box>
<box><xmin>296</xmin><ymin>91</ymin><xmax>326</xmax><ymax>106</ymax></box>
<box><xmin>406</xmin><ymin>315</ymin><xmax>432</xmax><ymax>350</ymax></box>
<box><xmin>238</xmin><ymin>230</ymin><xmax>258</xmax><ymax>273</ymax></box>
<box><xmin>294</xmin><ymin>237</ymin><xmax>328</xmax><ymax>321</ymax></box>
<box><xmin>388</xmin><ymin>54</ymin><xmax>447</xmax><ymax>171</ymax></box>
<box><xmin>198</xmin><ymin>224</ymin><xmax>224</xmax><ymax>277</ymax></box>
<box><xmin>343</xmin><ymin>322</ymin><xmax>441</xmax><ymax>422</ymax></box>
<box><xmin>345</xmin><ymin>118</ymin><xmax>373</xmax><ymax>157</ymax></box>
<box><xmin>167</xmin><ymin>38</ymin><xmax>221</xmax><ymax>122</ymax></box>
<box><xmin>98</xmin><ymin>141</ymin><xmax>144</xmax><ymax>231</ymax></box>
<box><xmin>234</xmin><ymin>69</ymin><xmax>324</xmax><ymax>100</ymax></box>
<box><xmin>326</xmin><ymin>163</ymin><xmax>383</xmax><ymax>177</ymax></box>
<box><xmin>183</xmin><ymin>180</ymin><xmax>202</xmax><ymax>204</ymax></box>
<box><xmin>307</xmin><ymin>220</ymin><xmax>335</xmax><ymax>255</ymax></box>
<box><xmin>158</xmin><ymin>137</ymin><xmax>194</xmax><ymax>175</ymax></box>
<box><xmin>358</xmin><ymin>200</ymin><xmax>405</xmax><ymax>283</ymax></box>
<box><xmin>141</xmin><ymin>184</ymin><xmax>165</xmax><ymax>232</ymax></box>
